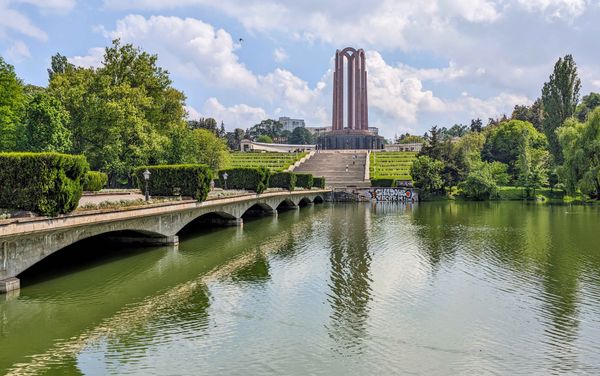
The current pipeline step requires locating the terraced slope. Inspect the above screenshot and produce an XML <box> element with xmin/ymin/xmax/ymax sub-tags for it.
<box><xmin>370</xmin><ymin>151</ymin><xmax>417</xmax><ymax>181</ymax></box>
<box><xmin>294</xmin><ymin>151</ymin><xmax>369</xmax><ymax>188</ymax></box>
<box><xmin>225</xmin><ymin>152</ymin><xmax>307</xmax><ymax>172</ymax></box>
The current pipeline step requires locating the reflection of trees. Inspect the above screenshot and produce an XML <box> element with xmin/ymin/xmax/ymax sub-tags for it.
<box><xmin>411</xmin><ymin>202</ymin><xmax>462</xmax><ymax>269</ymax></box>
<box><xmin>411</xmin><ymin>202</ymin><xmax>600</xmax><ymax>371</ymax></box>
<box><xmin>232</xmin><ymin>252</ymin><xmax>270</xmax><ymax>283</ymax></box>
<box><xmin>326</xmin><ymin>205</ymin><xmax>372</xmax><ymax>354</ymax></box>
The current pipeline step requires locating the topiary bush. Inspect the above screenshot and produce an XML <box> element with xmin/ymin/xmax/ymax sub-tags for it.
<box><xmin>0</xmin><ymin>152</ymin><xmax>89</xmax><ymax>216</ymax></box>
<box><xmin>313</xmin><ymin>176</ymin><xmax>326</xmax><ymax>189</ymax></box>
<box><xmin>295</xmin><ymin>173</ymin><xmax>314</xmax><ymax>189</ymax></box>
<box><xmin>269</xmin><ymin>172</ymin><xmax>297</xmax><ymax>190</ymax></box>
<box><xmin>83</xmin><ymin>171</ymin><xmax>108</xmax><ymax>191</ymax></box>
<box><xmin>218</xmin><ymin>167</ymin><xmax>270</xmax><ymax>193</ymax></box>
<box><xmin>370</xmin><ymin>178</ymin><xmax>396</xmax><ymax>187</ymax></box>
<box><xmin>133</xmin><ymin>164</ymin><xmax>212</xmax><ymax>201</ymax></box>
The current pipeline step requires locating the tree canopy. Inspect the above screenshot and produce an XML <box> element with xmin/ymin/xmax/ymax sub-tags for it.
<box><xmin>541</xmin><ymin>54</ymin><xmax>581</xmax><ymax>163</ymax></box>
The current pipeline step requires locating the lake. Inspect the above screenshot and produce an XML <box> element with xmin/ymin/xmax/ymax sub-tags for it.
<box><xmin>1</xmin><ymin>202</ymin><xmax>600</xmax><ymax>375</ymax></box>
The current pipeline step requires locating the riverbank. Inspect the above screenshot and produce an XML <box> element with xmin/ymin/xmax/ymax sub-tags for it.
<box><xmin>422</xmin><ymin>186</ymin><xmax>598</xmax><ymax>204</ymax></box>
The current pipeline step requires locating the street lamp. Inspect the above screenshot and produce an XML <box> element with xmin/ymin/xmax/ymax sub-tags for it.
<box><xmin>143</xmin><ymin>169</ymin><xmax>151</xmax><ymax>201</ymax></box>
<box><xmin>222</xmin><ymin>172</ymin><xmax>228</xmax><ymax>190</ymax></box>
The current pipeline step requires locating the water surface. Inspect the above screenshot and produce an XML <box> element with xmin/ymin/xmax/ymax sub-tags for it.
<box><xmin>2</xmin><ymin>202</ymin><xmax>600</xmax><ymax>375</ymax></box>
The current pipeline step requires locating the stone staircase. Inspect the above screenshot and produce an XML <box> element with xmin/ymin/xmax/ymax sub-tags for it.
<box><xmin>293</xmin><ymin>151</ymin><xmax>371</xmax><ymax>188</ymax></box>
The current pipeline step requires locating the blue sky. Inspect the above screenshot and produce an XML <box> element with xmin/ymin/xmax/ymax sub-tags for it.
<box><xmin>2</xmin><ymin>0</ymin><xmax>600</xmax><ymax>138</ymax></box>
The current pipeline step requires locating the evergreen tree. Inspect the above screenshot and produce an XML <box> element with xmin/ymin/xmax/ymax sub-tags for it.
<box><xmin>541</xmin><ymin>54</ymin><xmax>581</xmax><ymax>164</ymax></box>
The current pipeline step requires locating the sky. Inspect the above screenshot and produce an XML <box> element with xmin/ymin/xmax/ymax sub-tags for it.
<box><xmin>1</xmin><ymin>0</ymin><xmax>600</xmax><ymax>138</ymax></box>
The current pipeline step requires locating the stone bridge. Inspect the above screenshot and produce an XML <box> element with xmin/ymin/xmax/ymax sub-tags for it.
<box><xmin>0</xmin><ymin>189</ymin><xmax>329</xmax><ymax>293</ymax></box>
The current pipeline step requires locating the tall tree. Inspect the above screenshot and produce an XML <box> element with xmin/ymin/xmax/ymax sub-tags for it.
<box><xmin>541</xmin><ymin>54</ymin><xmax>581</xmax><ymax>164</ymax></box>
<box><xmin>247</xmin><ymin>119</ymin><xmax>283</xmax><ymax>140</ymax></box>
<box><xmin>481</xmin><ymin>119</ymin><xmax>547</xmax><ymax>181</ymax></box>
<box><xmin>470</xmin><ymin>118</ymin><xmax>483</xmax><ymax>133</ymax></box>
<box><xmin>420</xmin><ymin>126</ymin><xmax>444</xmax><ymax>160</ymax></box>
<box><xmin>17</xmin><ymin>93</ymin><xmax>72</xmax><ymax>152</ymax></box>
<box><xmin>48</xmin><ymin>39</ymin><xmax>187</xmax><ymax>185</ymax></box>
<box><xmin>0</xmin><ymin>56</ymin><xmax>25</xmax><ymax>151</ymax></box>
<box><xmin>47</xmin><ymin>53</ymin><xmax>74</xmax><ymax>79</ymax></box>
<box><xmin>558</xmin><ymin>108</ymin><xmax>600</xmax><ymax>199</ymax></box>
<box><xmin>289</xmin><ymin>127</ymin><xmax>314</xmax><ymax>144</ymax></box>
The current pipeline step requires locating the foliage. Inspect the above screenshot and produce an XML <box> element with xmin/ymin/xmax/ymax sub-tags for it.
<box><xmin>370</xmin><ymin>178</ymin><xmax>396</xmax><ymax>187</ymax></box>
<box><xmin>48</xmin><ymin>39</ymin><xmax>187</xmax><ymax>185</ymax></box>
<box><xmin>0</xmin><ymin>152</ymin><xmax>88</xmax><ymax>216</ymax></box>
<box><xmin>17</xmin><ymin>93</ymin><xmax>72</xmax><ymax>153</ymax></box>
<box><xmin>517</xmin><ymin>141</ymin><xmax>550</xmax><ymax>198</ymax></box>
<box><xmin>226</xmin><ymin>128</ymin><xmax>246</xmax><ymax>150</ymax></box>
<box><xmin>557</xmin><ymin>108</ymin><xmax>600</xmax><ymax>199</ymax></box>
<box><xmin>289</xmin><ymin>127</ymin><xmax>314</xmax><ymax>144</ymax></box>
<box><xmin>269</xmin><ymin>172</ymin><xmax>296</xmax><ymax>190</ymax></box>
<box><xmin>481</xmin><ymin>120</ymin><xmax>547</xmax><ymax>180</ymax></box>
<box><xmin>313</xmin><ymin>176</ymin><xmax>326</xmax><ymax>188</ymax></box>
<box><xmin>470</xmin><ymin>118</ymin><xmax>483</xmax><ymax>133</ymax></box>
<box><xmin>541</xmin><ymin>54</ymin><xmax>581</xmax><ymax>163</ymax></box>
<box><xmin>0</xmin><ymin>56</ymin><xmax>26</xmax><ymax>151</ymax></box>
<box><xmin>247</xmin><ymin>119</ymin><xmax>283</xmax><ymax>141</ymax></box>
<box><xmin>83</xmin><ymin>171</ymin><xmax>108</xmax><ymax>191</ymax></box>
<box><xmin>420</xmin><ymin>126</ymin><xmax>444</xmax><ymax>160</ymax></box>
<box><xmin>133</xmin><ymin>164</ymin><xmax>212</xmax><ymax>201</ymax></box>
<box><xmin>459</xmin><ymin>168</ymin><xmax>498</xmax><ymax>200</ymax></box>
<box><xmin>189</xmin><ymin>129</ymin><xmax>230</xmax><ymax>171</ymax></box>
<box><xmin>395</xmin><ymin>133</ymin><xmax>424</xmax><ymax>144</ymax></box>
<box><xmin>575</xmin><ymin>92</ymin><xmax>600</xmax><ymax>122</ymax></box>
<box><xmin>257</xmin><ymin>135</ymin><xmax>273</xmax><ymax>143</ymax></box>
<box><xmin>295</xmin><ymin>173</ymin><xmax>314</xmax><ymax>189</ymax></box>
<box><xmin>512</xmin><ymin>99</ymin><xmax>544</xmax><ymax>131</ymax></box>
<box><xmin>218</xmin><ymin>167</ymin><xmax>270</xmax><ymax>193</ymax></box>
<box><xmin>188</xmin><ymin>118</ymin><xmax>226</xmax><ymax>138</ymax></box>
<box><xmin>410</xmin><ymin>156</ymin><xmax>444</xmax><ymax>194</ymax></box>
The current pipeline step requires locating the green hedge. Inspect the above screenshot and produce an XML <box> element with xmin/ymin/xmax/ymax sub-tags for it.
<box><xmin>133</xmin><ymin>164</ymin><xmax>212</xmax><ymax>201</ymax></box>
<box><xmin>83</xmin><ymin>171</ymin><xmax>108</xmax><ymax>191</ymax></box>
<box><xmin>218</xmin><ymin>167</ymin><xmax>270</xmax><ymax>193</ymax></box>
<box><xmin>269</xmin><ymin>172</ymin><xmax>296</xmax><ymax>190</ymax></box>
<box><xmin>295</xmin><ymin>173</ymin><xmax>314</xmax><ymax>189</ymax></box>
<box><xmin>370</xmin><ymin>178</ymin><xmax>396</xmax><ymax>187</ymax></box>
<box><xmin>313</xmin><ymin>176</ymin><xmax>326</xmax><ymax>189</ymax></box>
<box><xmin>0</xmin><ymin>152</ymin><xmax>88</xmax><ymax>216</ymax></box>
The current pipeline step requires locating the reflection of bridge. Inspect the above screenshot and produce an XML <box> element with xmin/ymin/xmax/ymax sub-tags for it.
<box><xmin>0</xmin><ymin>190</ymin><xmax>328</xmax><ymax>293</ymax></box>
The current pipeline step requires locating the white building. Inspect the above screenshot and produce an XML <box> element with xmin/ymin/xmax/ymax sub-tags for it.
<box><xmin>278</xmin><ymin>117</ymin><xmax>306</xmax><ymax>132</ymax></box>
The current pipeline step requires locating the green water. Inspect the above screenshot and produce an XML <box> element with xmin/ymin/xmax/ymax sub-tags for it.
<box><xmin>2</xmin><ymin>202</ymin><xmax>600</xmax><ymax>375</ymax></box>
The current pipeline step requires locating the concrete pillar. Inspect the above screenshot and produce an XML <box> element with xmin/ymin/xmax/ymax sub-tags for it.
<box><xmin>347</xmin><ymin>54</ymin><xmax>354</xmax><ymax>129</ymax></box>
<box><xmin>0</xmin><ymin>277</ymin><xmax>20</xmax><ymax>294</ymax></box>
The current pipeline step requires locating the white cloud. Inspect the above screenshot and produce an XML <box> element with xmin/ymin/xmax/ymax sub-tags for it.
<box><xmin>107</xmin><ymin>15</ymin><xmax>257</xmax><ymax>89</ymax></box>
<box><xmin>273</xmin><ymin>47</ymin><xmax>287</xmax><ymax>63</ymax></box>
<box><xmin>202</xmin><ymin>97</ymin><xmax>267</xmax><ymax>129</ymax></box>
<box><xmin>69</xmin><ymin>47</ymin><xmax>105</xmax><ymax>68</ymax></box>
<box><xmin>0</xmin><ymin>3</ymin><xmax>48</xmax><ymax>41</ymax></box>
<box><xmin>185</xmin><ymin>105</ymin><xmax>202</xmax><ymax>120</ymax></box>
<box><xmin>515</xmin><ymin>0</ymin><xmax>588</xmax><ymax>20</ymax></box>
<box><xmin>4</xmin><ymin>40</ymin><xmax>31</xmax><ymax>61</ymax></box>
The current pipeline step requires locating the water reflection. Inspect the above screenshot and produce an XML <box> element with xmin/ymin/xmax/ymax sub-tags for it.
<box><xmin>326</xmin><ymin>205</ymin><xmax>373</xmax><ymax>355</ymax></box>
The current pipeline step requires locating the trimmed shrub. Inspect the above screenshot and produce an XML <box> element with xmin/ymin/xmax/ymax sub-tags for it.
<box><xmin>313</xmin><ymin>176</ymin><xmax>326</xmax><ymax>189</ymax></box>
<box><xmin>83</xmin><ymin>171</ymin><xmax>108</xmax><ymax>191</ymax></box>
<box><xmin>218</xmin><ymin>167</ymin><xmax>270</xmax><ymax>193</ymax></box>
<box><xmin>269</xmin><ymin>172</ymin><xmax>297</xmax><ymax>190</ymax></box>
<box><xmin>370</xmin><ymin>178</ymin><xmax>396</xmax><ymax>187</ymax></box>
<box><xmin>133</xmin><ymin>164</ymin><xmax>212</xmax><ymax>201</ymax></box>
<box><xmin>295</xmin><ymin>173</ymin><xmax>314</xmax><ymax>189</ymax></box>
<box><xmin>0</xmin><ymin>152</ymin><xmax>89</xmax><ymax>216</ymax></box>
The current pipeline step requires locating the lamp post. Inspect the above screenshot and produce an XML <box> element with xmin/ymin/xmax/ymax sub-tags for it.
<box><xmin>143</xmin><ymin>169</ymin><xmax>151</xmax><ymax>201</ymax></box>
<box><xmin>222</xmin><ymin>172</ymin><xmax>228</xmax><ymax>190</ymax></box>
